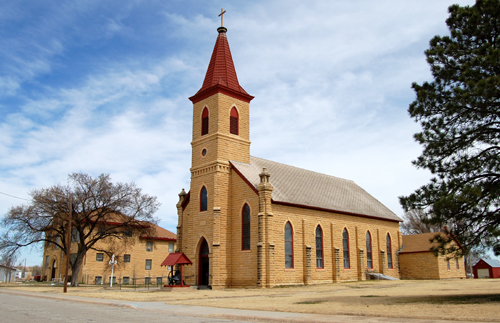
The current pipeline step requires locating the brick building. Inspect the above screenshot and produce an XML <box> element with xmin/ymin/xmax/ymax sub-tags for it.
<box><xmin>399</xmin><ymin>232</ymin><xmax>466</xmax><ymax>280</ymax></box>
<box><xmin>42</xmin><ymin>223</ymin><xmax>176</xmax><ymax>285</ymax></box>
<box><xmin>175</xmin><ymin>24</ymin><xmax>403</xmax><ymax>289</ymax></box>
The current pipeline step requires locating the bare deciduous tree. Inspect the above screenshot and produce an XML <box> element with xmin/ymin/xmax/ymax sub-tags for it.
<box><xmin>0</xmin><ymin>173</ymin><xmax>160</xmax><ymax>286</ymax></box>
<box><xmin>400</xmin><ymin>209</ymin><xmax>442</xmax><ymax>235</ymax></box>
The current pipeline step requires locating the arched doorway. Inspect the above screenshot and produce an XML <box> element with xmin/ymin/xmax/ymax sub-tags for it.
<box><xmin>51</xmin><ymin>259</ymin><xmax>57</xmax><ymax>281</ymax></box>
<box><xmin>198</xmin><ymin>239</ymin><xmax>209</xmax><ymax>286</ymax></box>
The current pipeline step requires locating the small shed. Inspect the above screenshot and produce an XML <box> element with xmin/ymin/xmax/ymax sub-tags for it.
<box><xmin>473</xmin><ymin>259</ymin><xmax>500</xmax><ymax>279</ymax></box>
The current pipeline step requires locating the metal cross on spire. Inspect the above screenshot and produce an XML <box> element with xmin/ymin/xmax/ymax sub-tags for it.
<box><xmin>218</xmin><ymin>8</ymin><xmax>226</xmax><ymax>27</ymax></box>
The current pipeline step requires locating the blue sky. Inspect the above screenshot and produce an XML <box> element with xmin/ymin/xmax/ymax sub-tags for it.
<box><xmin>1</xmin><ymin>0</ymin><xmax>476</xmax><ymax>266</ymax></box>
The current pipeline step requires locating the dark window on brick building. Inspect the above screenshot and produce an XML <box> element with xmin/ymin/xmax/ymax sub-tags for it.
<box><xmin>343</xmin><ymin>229</ymin><xmax>350</xmax><ymax>268</ymax></box>
<box><xmin>242</xmin><ymin>204</ymin><xmax>250</xmax><ymax>250</ymax></box>
<box><xmin>201</xmin><ymin>108</ymin><xmax>209</xmax><ymax>135</ymax></box>
<box><xmin>386</xmin><ymin>234</ymin><xmax>393</xmax><ymax>269</ymax></box>
<box><xmin>285</xmin><ymin>222</ymin><xmax>293</xmax><ymax>268</ymax></box>
<box><xmin>366</xmin><ymin>231</ymin><xmax>373</xmax><ymax>269</ymax></box>
<box><xmin>316</xmin><ymin>226</ymin><xmax>323</xmax><ymax>268</ymax></box>
<box><xmin>230</xmin><ymin>107</ymin><xmax>239</xmax><ymax>135</ymax></box>
<box><xmin>200</xmin><ymin>186</ymin><xmax>208</xmax><ymax>212</ymax></box>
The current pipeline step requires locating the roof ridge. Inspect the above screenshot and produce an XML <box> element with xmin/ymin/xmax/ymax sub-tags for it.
<box><xmin>249</xmin><ymin>155</ymin><xmax>355</xmax><ymax>183</ymax></box>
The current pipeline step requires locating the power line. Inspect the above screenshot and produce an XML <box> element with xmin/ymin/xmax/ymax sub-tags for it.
<box><xmin>0</xmin><ymin>191</ymin><xmax>31</xmax><ymax>201</ymax></box>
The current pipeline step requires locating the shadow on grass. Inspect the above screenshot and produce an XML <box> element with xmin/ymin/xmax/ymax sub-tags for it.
<box><xmin>295</xmin><ymin>300</ymin><xmax>325</xmax><ymax>305</ymax></box>
<box><xmin>296</xmin><ymin>294</ymin><xmax>500</xmax><ymax>306</ymax></box>
<box><xmin>395</xmin><ymin>294</ymin><xmax>500</xmax><ymax>305</ymax></box>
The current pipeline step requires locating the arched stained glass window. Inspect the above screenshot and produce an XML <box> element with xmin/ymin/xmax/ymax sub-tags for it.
<box><xmin>242</xmin><ymin>204</ymin><xmax>250</xmax><ymax>250</ymax></box>
<box><xmin>366</xmin><ymin>231</ymin><xmax>373</xmax><ymax>269</ymax></box>
<box><xmin>343</xmin><ymin>228</ymin><xmax>350</xmax><ymax>269</ymax></box>
<box><xmin>285</xmin><ymin>222</ymin><xmax>293</xmax><ymax>268</ymax></box>
<box><xmin>200</xmin><ymin>186</ymin><xmax>207</xmax><ymax>212</ymax></box>
<box><xmin>316</xmin><ymin>226</ymin><xmax>324</xmax><ymax>268</ymax></box>
<box><xmin>230</xmin><ymin>107</ymin><xmax>239</xmax><ymax>135</ymax></box>
<box><xmin>201</xmin><ymin>108</ymin><xmax>209</xmax><ymax>136</ymax></box>
<box><xmin>386</xmin><ymin>233</ymin><xmax>393</xmax><ymax>269</ymax></box>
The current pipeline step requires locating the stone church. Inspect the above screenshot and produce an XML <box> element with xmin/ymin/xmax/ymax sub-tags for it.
<box><xmin>175</xmin><ymin>24</ymin><xmax>403</xmax><ymax>289</ymax></box>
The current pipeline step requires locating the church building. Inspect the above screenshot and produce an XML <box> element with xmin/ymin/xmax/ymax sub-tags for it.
<box><xmin>175</xmin><ymin>22</ymin><xmax>403</xmax><ymax>289</ymax></box>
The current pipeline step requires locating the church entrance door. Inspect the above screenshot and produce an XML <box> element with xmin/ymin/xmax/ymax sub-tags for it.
<box><xmin>198</xmin><ymin>239</ymin><xmax>209</xmax><ymax>285</ymax></box>
<box><xmin>51</xmin><ymin>260</ymin><xmax>57</xmax><ymax>281</ymax></box>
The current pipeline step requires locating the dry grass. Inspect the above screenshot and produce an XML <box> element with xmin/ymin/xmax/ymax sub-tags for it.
<box><xmin>4</xmin><ymin>279</ymin><xmax>500</xmax><ymax>322</ymax></box>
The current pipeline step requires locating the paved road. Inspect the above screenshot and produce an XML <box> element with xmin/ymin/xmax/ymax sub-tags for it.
<box><xmin>0</xmin><ymin>292</ymin><xmax>249</xmax><ymax>323</ymax></box>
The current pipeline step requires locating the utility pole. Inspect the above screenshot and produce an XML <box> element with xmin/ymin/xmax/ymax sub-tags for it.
<box><xmin>63</xmin><ymin>194</ymin><xmax>72</xmax><ymax>293</ymax></box>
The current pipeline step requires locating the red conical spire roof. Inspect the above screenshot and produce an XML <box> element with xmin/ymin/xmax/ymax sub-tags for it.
<box><xmin>190</xmin><ymin>27</ymin><xmax>253</xmax><ymax>103</ymax></box>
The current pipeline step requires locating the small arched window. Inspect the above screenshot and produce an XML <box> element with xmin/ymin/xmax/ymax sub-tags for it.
<box><xmin>200</xmin><ymin>186</ymin><xmax>207</xmax><ymax>212</ymax></box>
<box><xmin>386</xmin><ymin>233</ymin><xmax>393</xmax><ymax>269</ymax></box>
<box><xmin>285</xmin><ymin>222</ymin><xmax>293</xmax><ymax>268</ymax></box>
<box><xmin>201</xmin><ymin>108</ymin><xmax>209</xmax><ymax>136</ymax></box>
<box><xmin>230</xmin><ymin>107</ymin><xmax>239</xmax><ymax>135</ymax></box>
<box><xmin>316</xmin><ymin>226</ymin><xmax>324</xmax><ymax>269</ymax></box>
<box><xmin>366</xmin><ymin>231</ymin><xmax>373</xmax><ymax>269</ymax></box>
<box><xmin>242</xmin><ymin>204</ymin><xmax>250</xmax><ymax>250</ymax></box>
<box><xmin>343</xmin><ymin>228</ymin><xmax>350</xmax><ymax>269</ymax></box>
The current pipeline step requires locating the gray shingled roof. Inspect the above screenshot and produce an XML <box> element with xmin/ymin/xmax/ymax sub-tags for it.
<box><xmin>231</xmin><ymin>156</ymin><xmax>401</xmax><ymax>222</ymax></box>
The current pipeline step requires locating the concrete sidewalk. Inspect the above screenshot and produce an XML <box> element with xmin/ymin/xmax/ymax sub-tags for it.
<box><xmin>0</xmin><ymin>288</ymin><xmax>493</xmax><ymax>323</ymax></box>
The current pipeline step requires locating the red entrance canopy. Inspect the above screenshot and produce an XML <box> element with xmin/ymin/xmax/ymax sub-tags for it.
<box><xmin>161</xmin><ymin>252</ymin><xmax>193</xmax><ymax>267</ymax></box>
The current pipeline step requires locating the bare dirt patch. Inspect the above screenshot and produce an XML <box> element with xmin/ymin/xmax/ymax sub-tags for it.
<box><xmin>4</xmin><ymin>279</ymin><xmax>500</xmax><ymax>322</ymax></box>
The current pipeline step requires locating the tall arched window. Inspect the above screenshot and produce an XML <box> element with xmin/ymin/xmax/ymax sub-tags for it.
<box><xmin>201</xmin><ymin>108</ymin><xmax>209</xmax><ymax>136</ymax></box>
<box><xmin>200</xmin><ymin>186</ymin><xmax>207</xmax><ymax>212</ymax></box>
<box><xmin>386</xmin><ymin>233</ymin><xmax>393</xmax><ymax>269</ymax></box>
<box><xmin>343</xmin><ymin>228</ymin><xmax>350</xmax><ymax>269</ymax></box>
<box><xmin>285</xmin><ymin>222</ymin><xmax>293</xmax><ymax>268</ymax></box>
<box><xmin>366</xmin><ymin>231</ymin><xmax>373</xmax><ymax>269</ymax></box>
<box><xmin>230</xmin><ymin>107</ymin><xmax>239</xmax><ymax>135</ymax></box>
<box><xmin>316</xmin><ymin>225</ymin><xmax>324</xmax><ymax>268</ymax></box>
<box><xmin>242</xmin><ymin>204</ymin><xmax>250</xmax><ymax>250</ymax></box>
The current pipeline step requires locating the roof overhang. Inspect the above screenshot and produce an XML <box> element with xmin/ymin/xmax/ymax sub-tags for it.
<box><xmin>161</xmin><ymin>252</ymin><xmax>193</xmax><ymax>267</ymax></box>
<box><xmin>189</xmin><ymin>85</ymin><xmax>254</xmax><ymax>104</ymax></box>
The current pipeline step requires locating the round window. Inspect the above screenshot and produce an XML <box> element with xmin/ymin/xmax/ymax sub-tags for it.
<box><xmin>202</xmin><ymin>149</ymin><xmax>207</xmax><ymax>156</ymax></box>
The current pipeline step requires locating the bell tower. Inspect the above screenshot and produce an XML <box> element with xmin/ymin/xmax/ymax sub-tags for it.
<box><xmin>179</xmin><ymin>20</ymin><xmax>253</xmax><ymax>288</ymax></box>
<box><xmin>189</xmin><ymin>26</ymin><xmax>253</xmax><ymax>169</ymax></box>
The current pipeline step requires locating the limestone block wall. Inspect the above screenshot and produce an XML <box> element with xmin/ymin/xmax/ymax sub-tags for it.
<box><xmin>437</xmin><ymin>255</ymin><xmax>466</xmax><ymax>279</ymax></box>
<box><xmin>270</xmin><ymin>204</ymin><xmax>401</xmax><ymax>286</ymax></box>
<box><xmin>399</xmin><ymin>252</ymin><xmax>440</xmax><ymax>279</ymax></box>
<box><xmin>400</xmin><ymin>252</ymin><xmax>466</xmax><ymax>280</ymax></box>
<box><xmin>228</xmin><ymin>170</ymin><xmax>259</xmax><ymax>287</ymax></box>
<box><xmin>191</xmin><ymin>93</ymin><xmax>250</xmax><ymax>168</ymax></box>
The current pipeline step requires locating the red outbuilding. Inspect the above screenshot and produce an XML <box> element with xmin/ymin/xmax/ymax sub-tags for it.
<box><xmin>473</xmin><ymin>259</ymin><xmax>500</xmax><ymax>278</ymax></box>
